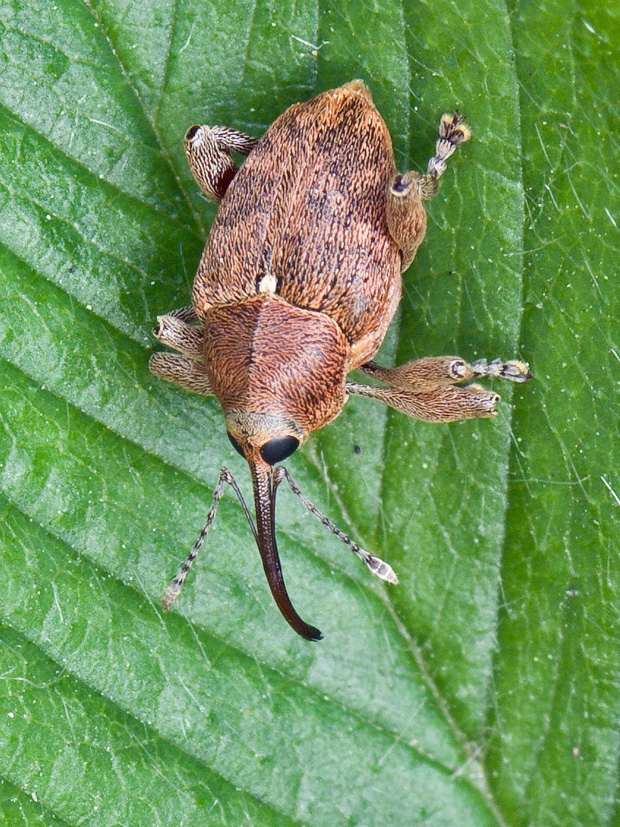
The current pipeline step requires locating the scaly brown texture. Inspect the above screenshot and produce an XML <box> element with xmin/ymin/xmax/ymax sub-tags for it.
<box><xmin>202</xmin><ymin>295</ymin><xmax>348</xmax><ymax>436</ymax></box>
<box><xmin>192</xmin><ymin>83</ymin><xmax>401</xmax><ymax>369</ymax></box>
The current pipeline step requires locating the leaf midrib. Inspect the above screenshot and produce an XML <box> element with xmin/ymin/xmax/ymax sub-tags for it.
<box><xmin>479</xmin><ymin>4</ymin><xmax>527</xmax><ymax>826</ymax></box>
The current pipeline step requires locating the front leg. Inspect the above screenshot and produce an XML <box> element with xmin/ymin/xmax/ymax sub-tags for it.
<box><xmin>359</xmin><ymin>356</ymin><xmax>530</xmax><ymax>389</ymax></box>
<box><xmin>184</xmin><ymin>124</ymin><xmax>259</xmax><ymax>202</ymax></box>
<box><xmin>153</xmin><ymin>313</ymin><xmax>204</xmax><ymax>358</ymax></box>
<box><xmin>150</xmin><ymin>308</ymin><xmax>211</xmax><ymax>394</ymax></box>
<box><xmin>149</xmin><ymin>353</ymin><xmax>213</xmax><ymax>396</ymax></box>
<box><xmin>347</xmin><ymin>356</ymin><xmax>530</xmax><ymax>422</ymax></box>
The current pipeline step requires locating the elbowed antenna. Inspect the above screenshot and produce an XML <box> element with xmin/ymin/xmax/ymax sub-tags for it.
<box><xmin>162</xmin><ymin>461</ymin><xmax>321</xmax><ymax>640</ymax></box>
<box><xmin>162</xmin><ymin>467</ymin><xmax>256</xmax><ymax>610</ymax></box>
<box><xmin>272</xmin><ymin>466</ymin><xmax>398</xmax><ymax>584</ymax></box>
<box><xmin>249</xmin><ymin>459</ymin><xmax>323</xmax><ymax>641</ymax></box>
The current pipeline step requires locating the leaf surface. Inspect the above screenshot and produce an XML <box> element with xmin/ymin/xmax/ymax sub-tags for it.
<box><xmin>0</xmin><ymin>1</ymin><xmax>618</xmax><ymax>824</ymax></box>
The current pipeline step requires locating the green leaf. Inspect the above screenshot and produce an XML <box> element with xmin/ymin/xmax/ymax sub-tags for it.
<box><xmin>0</xmin><ymin>1</ymin><xmax>618</xmax><ymax>825</ymax></box>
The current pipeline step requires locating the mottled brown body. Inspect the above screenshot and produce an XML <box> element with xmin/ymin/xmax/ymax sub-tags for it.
<box><xmin>150</xmin><ymin>82</ymin><xmax>530</xmax><ymax>640</ymax></box>
<box><xmin>193</xmin><ymin>84</ymin><xmax>402</xmax><ymax>369</ymax></box>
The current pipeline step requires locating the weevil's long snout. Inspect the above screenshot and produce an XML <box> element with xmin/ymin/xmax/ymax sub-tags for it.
<box><xmin>250</xmin><ymin>459</ymin><xmax>322</xmax><ymax>641</ymax></box>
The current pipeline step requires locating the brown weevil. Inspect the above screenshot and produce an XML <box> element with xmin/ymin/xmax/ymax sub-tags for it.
<box><xmin>150</xmin><ymin>81</ymin><xmax>530</xmax><ymax>640</ymax></box>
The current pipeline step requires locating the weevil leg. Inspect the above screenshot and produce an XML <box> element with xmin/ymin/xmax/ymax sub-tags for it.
<box><xmin>387</xmin><ymin>113</ymin><xmax>471</xmax><ymax>271</ymax></box>
<box><xmin>208</xmin><ymin>126</ymin><xmax>259</xmax><ymax>156</ymax></box>
<box><xmin>347</xmin><ymin>355</ymin><xmax>531</xmax><ymax>422</ymax></box>
<box><xmin>166</xmin><ymin>305</ymin><xmax>199</xmax><ymax>324</ymax></box>
<box><xmin>149</xmin><ymin>352</ymin><xmax>213</xmax><ymax>395</ymax></box>
<box><xmin>152</xmin><ymin>313</ymin><xmax>204</xmax><ymax>358</ymax></box>
<box><xmin>272</xmin><ymin>467</ymin><xmax>398</xmax><ymax>584</ymax></box>
<box><xmin>347</xmin><ymin>380</ymin><xmax>500</xmax><ymax>422</ymax></box>
<box><xmin>385</xmin><ymin>170</ymin><xmax>427</xmax><ymax>272</ymax></box>
<box><xmin>359</xmin><ymin>356</ymin><xmax>531</xmax><ymax>389</ymax></box>
<box><xmin>184</xmin><ymin>124</ymin><xmax>259</xmax><ymax>202</ymax></box>
<box><xmin>420</xmin><ymin>113</ymin><xmax>472</xmax><ymax>198</ymax></box>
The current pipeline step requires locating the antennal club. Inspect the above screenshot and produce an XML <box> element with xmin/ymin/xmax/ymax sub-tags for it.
<box><xmin>272</xmin><ymin>467</ymin><xmax>398</xmax><ymax>585</ymax></box>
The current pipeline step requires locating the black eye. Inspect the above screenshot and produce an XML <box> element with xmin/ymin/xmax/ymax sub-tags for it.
<box><xmin>227</xmin><ymin>432</ymin><xmax>245</xmax><ymax>457</ymax></box>
<box><xmin>185</xmin><ymin>125</ymin><xmax>201</xmax><ymax>142</ymax></box>
<box><xmin>260</xmin><ymin>436</ymin><xmax>299</xmax><ymax>465</ymax></box>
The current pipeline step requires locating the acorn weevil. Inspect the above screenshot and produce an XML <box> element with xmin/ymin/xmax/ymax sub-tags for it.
<box><xmin>150</xmin><ymin>81</ymin><xmax>530</xmax><ymax>640</ymax></box>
